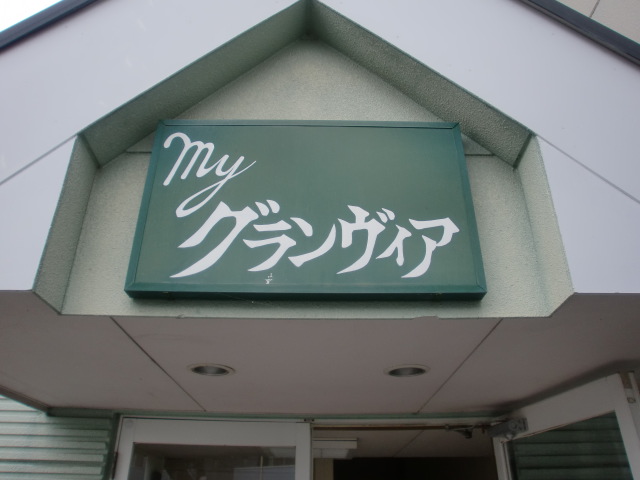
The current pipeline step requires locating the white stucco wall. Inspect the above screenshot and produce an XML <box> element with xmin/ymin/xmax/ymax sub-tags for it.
<box><xmin>320</xmin><ymin>0</ymin><xmax>640</xmax><ymax>293</ymax></box>
<box><xmin>1</xmin><ymin>0</ymin><xmax>638</xmax><ymax>293</ymax></box>
<box><xmin>0</xmin><ymin>0</ymin><xmax>297</xmax><ymax>290</ymax></box>
<box><xmin>539</xmin><ymin>139</ymin><xmax>640</xmax><ymax>292</ymax></box>
<box><xmin>0</xmin><ymin>139</ymin><xmax>72</xmax><ymax>290</ymax></box>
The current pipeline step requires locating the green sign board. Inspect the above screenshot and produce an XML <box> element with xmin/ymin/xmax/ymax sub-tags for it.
<box><xmin>126</xmin><ymin>121</ymin><xmax>486</xmax><ymax>299</ymax></box>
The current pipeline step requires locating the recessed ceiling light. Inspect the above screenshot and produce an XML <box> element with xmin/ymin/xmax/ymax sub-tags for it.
<box><xmin>385</xmin><ymin>364</ymin><xmax>429</xmax><ymax>377</ymax></box>
<box><xmin>189</xmin><ymin>364</ymin><xmax>235</xmax><ymax>376</ymax></box>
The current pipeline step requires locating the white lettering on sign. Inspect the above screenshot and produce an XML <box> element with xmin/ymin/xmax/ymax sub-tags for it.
<box><xmin>162</xmin><ymin>132</ymin><xmax>255</xmax><ymax>218</ymax></box>
<box><xmin>170</xmin><ymin>199</ymin><xmax>460</xmax><ymax>280</ymax></box>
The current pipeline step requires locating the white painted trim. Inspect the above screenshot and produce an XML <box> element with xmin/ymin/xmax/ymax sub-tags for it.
<box><xmin>296</xmin><ymin>422</ymin><xmax>312</xmax><ymax>480</ymax></box>
<box><xmin>626</xmin><ymin>373</ymin><xmax>640</xmax><ymax>441</ymax></box>
<box><xmin>614</xmin><ymin>373</ymin><xmax>640</xmax><ymax>478</ymax></box>
<box><xmin>492</xmin><ymin>438</ymin><xmax>512</xmax><ymax>480</ymax></box>
<box><xmin>510</xmin><ymin>374</ymin><xmax>622</xmax><ymax>437</ymax></box>
<box><xmin>114</xmin><ymin>417</ymin><xmax>311</xmax><ymax>480</ymax></box>
<box><xmin>113</xmin><ymin>417</ymin><xmax>135</xmax><ymax>480</ymax></box>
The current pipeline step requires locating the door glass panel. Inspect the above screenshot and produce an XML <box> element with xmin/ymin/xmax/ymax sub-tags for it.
<box><xmin>128</xmin><ymin>444</ymin><xmax>295</xmax><ymax>480</ymax></box>
<box><xmin>509</xmin><ymin>413</ymin><xmax>632</xmax><ymax>480</ymax></box>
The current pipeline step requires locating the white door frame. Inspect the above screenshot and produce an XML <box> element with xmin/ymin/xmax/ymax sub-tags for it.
<box><xmin>113</xmin><ymin>417</ymin><xmax>311</xmax><ymax>480</ymax></box>
<box><xmin>494</xmin><ymin>372</ymin><xmax>640</xmax><ymax>480</ymax></box>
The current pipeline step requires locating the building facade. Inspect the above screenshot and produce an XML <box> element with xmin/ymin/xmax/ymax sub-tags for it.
<box><xmin>1</xmin><ymin>1</ymin><xmax>640</xmax><ymax>479</ymax></box>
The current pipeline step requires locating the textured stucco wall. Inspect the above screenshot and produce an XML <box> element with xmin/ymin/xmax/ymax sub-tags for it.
<box><xmin>35</xmin><ymin>137</ymin><xmax>98</xmax><ymax>311</ymax></box>
<box><xmin>57</xmin><ymin>41</ymin><xmax>570</xmax><ymax>319</ymax></box>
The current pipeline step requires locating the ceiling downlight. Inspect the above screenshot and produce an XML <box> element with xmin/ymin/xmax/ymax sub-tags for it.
<box><xmin>385</xmin><ymin>364</ymin><xmax>429</xmax><ymax>377</ymax></box>
<box><xmin>189</xmin><ymin>364</ymin><xmax>235</xmax><ymax>376</ymax></box>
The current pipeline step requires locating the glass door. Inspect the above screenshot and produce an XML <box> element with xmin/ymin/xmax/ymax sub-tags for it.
<box><xmin>493</xmin><ymin>373</ymin><xmax>640</xmax><ymax>480</ymax></box>
<box><xmin>113</xmin><ymin>419</ymin><xmax>311</xmax><ymax>480</ymax></box>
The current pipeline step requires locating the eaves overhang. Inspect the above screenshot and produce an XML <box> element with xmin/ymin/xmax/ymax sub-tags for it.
<box><xmin>0</xmin><ymin>0</ymin><xmax>102</xmax><ymax>51</ymax></box>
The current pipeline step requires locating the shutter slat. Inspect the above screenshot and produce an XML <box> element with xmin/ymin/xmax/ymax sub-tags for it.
<box><xmin>514</xmin><ymin>441</ymin><xmax>627</xmax><ymax>456</ymax></box>
<box><xmin>0</xmin><ymin>448</ymin><xmax>104</xmax><ymax>462</ymax></box>
<box><xmin>0</xmin><ymin>412</ymin><xmax>110</xmax><ymax>428</ymax></box>
<box><xmin>0</xmin><ymin>461</ymin><xmax>103</xmax><ymax>474</ymax></box>
<box><xmin>511</xmin><ymin>412</ymin><xmax>632</xmax><ymax>480</ymax></box>
<box><xmin>0</xmin><ymin>436</ymin><xmax>107</xmax><ymax>450</ymax></box>
<box><xmin>0</xmin><ymin>425</ymin><xmax>110</xmax><ymax>438</ymax></box>
<box><xmin>0</xmin><ymin>396</ymin><xmax>113</xmax><ymax>479</ymax></box>
<box><xmin>0</xmin><ymin>474</ymin><xmax>102</xmax><ymax>480</ymax></box>
<box><xmin>517</xmin><ymin>467</ymin><xmax>632</xmax><ymax>480</ymax></box>
<box><xmin>516</xmin><ymin>454</ymin><xmax>631</xmax><ymax>468</ymax></box>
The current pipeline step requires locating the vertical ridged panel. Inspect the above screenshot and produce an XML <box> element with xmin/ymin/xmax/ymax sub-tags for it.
<box><xmin>512</xmin><ymin>413</ymin><xmax>632</xmax><ymax>480</ymax></box>
<box><xmin>0</xmin><ymin>396</ymin><xmax>113</xmax><ymax>480</ymax></box>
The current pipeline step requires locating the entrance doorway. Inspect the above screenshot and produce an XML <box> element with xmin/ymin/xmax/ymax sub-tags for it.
<box><xmin>312</xmin><ymin>422</ymin><xmax>498</xmax><ymax>480</ymax></box>
<box><xmin>113</xmin><ymin>374</ymin><xmax>640</xmax><ymax>480</ymax></box>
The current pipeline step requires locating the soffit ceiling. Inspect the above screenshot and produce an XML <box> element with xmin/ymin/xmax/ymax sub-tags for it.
<box><xmin>2</xmin><ymin>291</ymin><xmax>640</xmax><ymax>458</ymax></box>
<box><xmin>3</xmin><ymin>291</ymin><xmax>640</xmax><ymax>415</ymax></box>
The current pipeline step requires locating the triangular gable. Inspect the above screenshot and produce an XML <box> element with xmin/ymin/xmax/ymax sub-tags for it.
<box><xmin>82</xmin><ymin>0</ymin><xmax>529</xmax><ymax>167</ymax></box>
